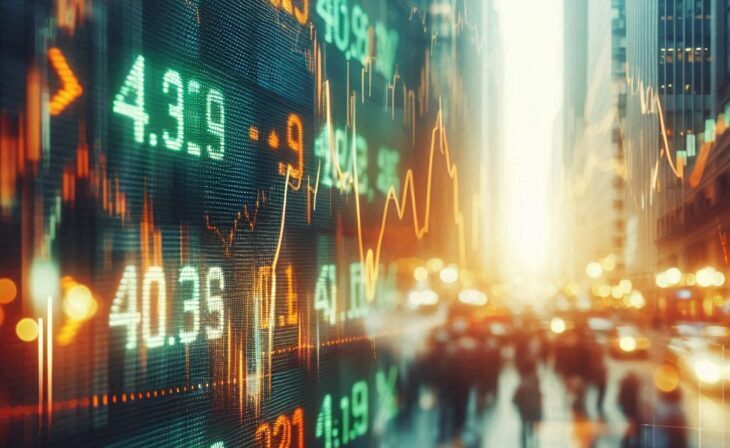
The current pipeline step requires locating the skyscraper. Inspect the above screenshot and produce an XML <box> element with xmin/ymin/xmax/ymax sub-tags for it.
<box><xmin>562</xmin><ymin>0</ymin><xmax>627</xmax><ymax>285</ymax></box>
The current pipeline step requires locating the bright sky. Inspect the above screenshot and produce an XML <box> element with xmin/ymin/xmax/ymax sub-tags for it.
<box><xmin>495</xmin><ymin>0</ymin><xmax>563</xmax><ymax>282</ymax></box>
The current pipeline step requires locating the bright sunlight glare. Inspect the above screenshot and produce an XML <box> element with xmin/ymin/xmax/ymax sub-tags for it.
<box><xmin>495</xmin><ymin>0</ymin><xmax>563</xmax><ymax>286</ymax></box>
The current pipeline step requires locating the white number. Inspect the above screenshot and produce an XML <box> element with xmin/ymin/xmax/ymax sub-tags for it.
<box><xmin>109</xmin><ymin>265</ymin><xmax>140</xmax><ymax>349</ymax></box>
<box><xmin>142</xmin><ymin>266</ymin><xmax>166</xmax><ymax>348</ymax></box>
<box><xmin>179</xmin><ymin>266</ymin><xmax>200</xmax><ymax>344</ymax></box>
<box><xmin>206</xmin><ymin>266</ymin><xmax>225</xmax><ymax>340</ymax></box>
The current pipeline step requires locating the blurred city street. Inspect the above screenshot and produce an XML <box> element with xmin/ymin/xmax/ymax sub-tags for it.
<box><xmin>377</xmin><ymin>320</ymin><xmax>730</xmax><ymax>448</ymax></box>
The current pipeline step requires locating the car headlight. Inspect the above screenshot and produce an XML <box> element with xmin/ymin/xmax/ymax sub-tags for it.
<box><xmin>619</xmin><ymin>336</ymin><xmax>637</xmax><ymax>352</ymax></box>
<box><xmin>695</xmin><ymin>359</ymin><xmax>721</xmax><ymax>384</ymax></box>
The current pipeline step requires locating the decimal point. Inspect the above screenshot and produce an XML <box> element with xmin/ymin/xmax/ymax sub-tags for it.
<box><xmin>168</xmin><ymin>336</ymin><xmax>175</xmax><ymax>345</ymax></box>
<box><xmin>149</xmin><ymin>133</ymin><xmax>158</xmax><ymax>147</ymax></box>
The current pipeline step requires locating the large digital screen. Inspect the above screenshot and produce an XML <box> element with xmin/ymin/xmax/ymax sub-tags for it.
<box><xmin>0</xmin><ymin>0</ymin><xmax>485</xmax><ymax>446</ymax></box>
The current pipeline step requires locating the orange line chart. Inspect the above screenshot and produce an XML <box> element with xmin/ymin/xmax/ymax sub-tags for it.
<box><xmin>265</xmin><ymin>80</ymin><xmax>468</xmax><ymax>305</ymax></box>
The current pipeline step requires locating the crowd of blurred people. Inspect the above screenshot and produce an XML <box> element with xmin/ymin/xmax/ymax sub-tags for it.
<box><xmin>394</xmin><ymin>311</ymin><xmax>691</xmax><ymax>447</ymax></box>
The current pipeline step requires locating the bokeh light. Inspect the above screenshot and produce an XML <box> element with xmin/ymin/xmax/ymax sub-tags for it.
<box><xmin>618</xmin><ymin>279</ymin><xmax>632</xmax><ymax>294</ymax></box>
<box><xmin>413</xmin><ymin>267</ymin><xmax>428</xmax><ymax>282</ymax></box>
<box><xmin>619</xmin><ymin>336</ymin><xmax>637</xmax><ymax>352</ymax></box>
<box><xmin>439</xmin><ymin>265</ymin><xmax>459</xmax><ymax>284</ymax></box>
<box><xmin>63</xmin><ymin>284</ymin><xmax>98</xmax><ymax>321</ymax></box>
<box><xmin>16</xmin><ymin>318</ymin><xmax>39</xmax><ymax>342</ymax></box>
<box><xmin>665</xmin><ymin>267</ymin><xmax>682</xmax><ymax>286</ymax></box>
<box><xmin>696</xmin><ymin>267</ymin><xmax>716</xmax><ymax>288</ymax></box>
<box><xmin>30</xmin><ymin>259</ymin><xmax>59</xmax><ymax>306</ymax></box>
<box><xmin>585</xmin><ymin>262</ymin><xmax>602</xmax><ymax>279</ymax></box>
<box><xmin>0</xmin><ymin>278</ymin><xmax>17</xmax><ymax>304</ymax></box>
<box><xmin>628</xmin><ymin>291</ymin><xmax>646</xmax><ymax>309</ymax></box>
<box><xmin>713</xmin><ymin>271</ymin><xmax>725</xmax><ymax>287</ymax></box>
<box><xmin>654</xmin><ymin>364</ymin><xmax>679</xmax><ymax>393</ymax></box>
<box><xmin>550</xmin><ymin>317</ymin><xmax>566</xmax><ymax>334</ymax></box>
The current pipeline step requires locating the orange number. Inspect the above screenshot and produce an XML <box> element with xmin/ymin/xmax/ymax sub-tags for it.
<box><xmin>280</xmin><ymin>264</ymin><xmax>298</xmax><ymax>327</ymax></box>
<box><xmin>273</xmin><ymin>415</ymin><xmax>292</xmax><ymax>448</ymax></box>
<box><xmin>256</xmin><ymin>423</ymin><xmax>272</xmax><ymax>448</ymax></box>
<box><xmin>294</xmin><ymin>0</ymin><xmax>308</xmax><ymax>25</ymax></box>
<box><xmin>281</xmin><ymin>114</ymin><xmax>303</xmax><ymax>180</ymax></box>
<box><xmin>292</xmin><ymin>407</ymin><xmax>305</xmax><ymax>448</ymax></box>
<box><xmin>257</xmin><ymin>266</ymin><xmax>272</xmax><ymax>329</ymax></box>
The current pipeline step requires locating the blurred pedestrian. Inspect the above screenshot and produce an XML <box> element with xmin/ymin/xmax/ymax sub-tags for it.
<box><xmin>587</xmin><ymin>343</ymin><xmax>607</xmax><ymax>418</ymax></box>
<box><xmin>571</xmin><ymin>380</ymin><xmax>597</xmax><ymax>448</ymax></box>
<box><xmin>651</xmin><ymin>387</ymin><xmax>687</xmax><ymax>448</ymax></box>
<box><xmin>476</xmin><ymin>335</ymin><xmax>501</xmax><ymax>410</ymax></box>
<box><xmin>617</xmin><ymin>372</ymin><xmax>644</xmax><ymax>448</ymax></box>
<box><xmin>513</xmin><ymin>361</ymin><xmax>542</xmax><ymax>448</ymax></box>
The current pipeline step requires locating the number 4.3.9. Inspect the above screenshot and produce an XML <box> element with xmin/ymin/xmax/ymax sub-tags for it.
<box><xmin>113</xmin><ymin>55</ymin><xmax>225</xmax><ymax>160</ymax></box>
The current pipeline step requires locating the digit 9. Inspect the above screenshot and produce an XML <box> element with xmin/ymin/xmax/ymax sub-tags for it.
<box><xmin>281</xmin><ymin>113</ymin><xmax>304</xmax><ymax>179</ymax></box>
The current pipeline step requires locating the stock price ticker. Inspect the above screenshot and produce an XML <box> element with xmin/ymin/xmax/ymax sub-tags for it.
<box><xmin>0</xmin><ymin>0</ymin><xmax>486</xmax><ymax>446</ymax></box>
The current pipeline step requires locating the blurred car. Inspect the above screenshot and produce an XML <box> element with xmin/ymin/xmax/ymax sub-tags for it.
<box><xmin>609</xmin><ymin>325</ymin><xmax>650</xmax><ymax>358</ymax></box>
<box><xmin>666</xmin><ymin>336</ymin><xmax>730</xmax><ymax>390</ymax></box>
<box><xmin>587</xmin><ymin>316</ymin><xmax>615</xmax><ymax>346</ymax></box>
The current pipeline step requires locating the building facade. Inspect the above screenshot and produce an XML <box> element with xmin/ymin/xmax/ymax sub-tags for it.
<box><xmin>625</xmin><ymin>0</ymin><xmax>730</xmax><ymax>321</ymax></box>
<box><xmin>563</xmin><ymin>0</ymin><xmax>627</xmax><ymax>286</ymax></box>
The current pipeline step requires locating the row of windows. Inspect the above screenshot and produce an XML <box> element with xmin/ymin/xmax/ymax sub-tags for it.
<box><xmin>660</xmin><ymin>14</ymin><xmax>712</xmax><ymax>20</ymax></box>
<box><xmin>658</xmin><ymin>60</ymin><xmax>711</xmax><ymax>94</ymax></box>
<box><xmin>659</xmin><ymin>0</ymin><xmax>712</xmax><ymax>17</ymax></box>
<box><xmin>660</xmin><ymin>47</ymin><xmax>711</xmax><ymax>63</ymax></box>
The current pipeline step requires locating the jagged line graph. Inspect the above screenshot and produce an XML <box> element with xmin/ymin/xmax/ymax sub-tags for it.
<box><xmin>265</xmin><ymin>80</ymin><xmax>468</xmax><ymax>306</ymax></box>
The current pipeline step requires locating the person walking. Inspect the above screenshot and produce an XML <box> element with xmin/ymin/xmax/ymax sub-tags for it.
<box><xmin>617</xmin><ymin>372</ymin><xmax>644</xmax><ymax>448</ymax></box>
<box><xmin>652</xmin><ymin>387</ymin><xmax>687</xmax><ymax>448</ymax></box>
<box><xmin>513</xmin><ymin>361</ymin><xmax>543</xmax><ymax>448</ymax></box>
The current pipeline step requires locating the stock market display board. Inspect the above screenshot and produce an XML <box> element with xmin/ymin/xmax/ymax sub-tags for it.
<box><xmin>0</xmin><ymin>0</ymin><xmax>486</xmax><ymax>446</ymax></box>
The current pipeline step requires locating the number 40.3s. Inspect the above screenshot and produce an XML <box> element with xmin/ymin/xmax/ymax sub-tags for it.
<box><xmin>113</xmin><ymin>55</ymin><xmax>226</xmax><ymax>160</ymax></box>
<box><xmin>109</xmin><ymin>265</ymin><xmax>225</xmax><ymax>349</ymax></box>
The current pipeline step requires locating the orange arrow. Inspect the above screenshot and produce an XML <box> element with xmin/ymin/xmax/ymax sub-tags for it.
<box><xmin>48</xmin><ymin>48</ymin><xmax>83</xmax><ymax>116</ymax></box>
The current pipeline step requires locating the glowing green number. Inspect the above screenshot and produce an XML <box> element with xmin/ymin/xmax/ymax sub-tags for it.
<box><xmin>113</xmin><ymin>55</ymin><xmax>149</xmax><ymax>144</ymax></box>
<box><xmin>316</xmin><ymin>0</ymin><xmax>334</xmax><ymax>43</ymax></box>
<box><xmin>142</xmin><ymin>266</ymin><xmax>166</xmax><ymax>348</ymax></box>
<box><xmin>352</xmin><ymin>380</ymin><xmax>368</xmax><ymax>437</ymax></box>
<box><xmin>375</xmin><ymin>23</ymin><xmax>399</xmax><ymax>80</ymax></box>
<box><xmin>376</xmin><ymin>366</ymin><xmax>398</xmax><ymax>421</ymax></box>
<box><xmin>162</xmin><ymin>69</ymin><xmax>184</xmax><ymax>151</ymax></box>
<box><xmin>376</xmin><ymin>147</ymin><xmax>400</xmax><ymax>195</ymax></box>
<box><xmin>109</xmin><ymin>265</ymin><xmax>140</xmax><ymax>350</ymax></box>
<box><xmin>186</xmin><ymin>80</ymin><xmax>202</xmax><ymax>156</ymax></box>
<box><xmin>206</xmin><ymin>266</ymin><xmax>225</xmax><ymax>340</ymax></box>
<box><xmin>354</xmin><ymin>134</ymin><xmax>370</xmax><ymax>198</ymax></box>
<box><xmin>315</xmin><ymin>264</ymin><xmax>337</xmax><ymax>324</ymax></box>
<box><xmin>334</xmin><ymin>0</ymin><xmax>349</xmax><ymax>54</ymax></box>
<box><xmin>340</xmin><ymin>394</ymin><xmax>351</xmax><ymax>444</ymax></box>
<box><xmin>206</xmin><ymin>88</ymin><xmax>225</xmax><ymax>160</ymax></box>
<box><xmin>316</xmin><ymin>394</ymin><xmax>333</xmax><ymax>448</ymax></box>
<box><xmin>315</xmin><ymin>127</ymin><xmax>334</xmax><ymax>187</ymax></box>
<box><xmin>351</xmin><ymin>5</ymin><xmax>369</xmax><ymax>64</ymax></box>
<box><xmin>178</xmin><ymin>266</ymin><xmax>200</xmax><ymax>344</ymax></box>
<box><xmin>348</xmin><ymin>263</ymin><xmax>367</xmax><ymax>319</ymax></box>
<box><xmin>335</xmin><ymin>128</ymin><xmax>350</xmax><ymax>192</ymax></box>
